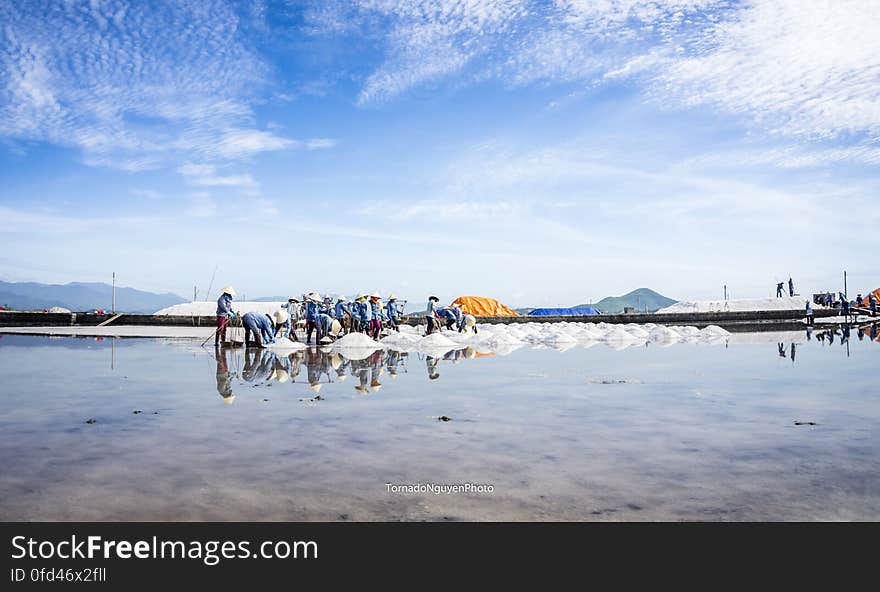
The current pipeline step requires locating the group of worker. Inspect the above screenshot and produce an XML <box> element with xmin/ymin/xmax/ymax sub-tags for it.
<box><xmin>214</xmin><ymin>286</ymin><xmax>475</xmax><ymax>348</ymax></box>
<box><xmin>776</xmin><ymin>277</ymin><xmax>796</xmax><ymax>298</ymax></box>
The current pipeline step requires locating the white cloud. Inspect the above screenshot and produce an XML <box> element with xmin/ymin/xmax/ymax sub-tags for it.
<box><xmin>306</xmin><ymin>138</ymin><xmax>337</xmax><ymax>150</ymax></box>
<box><xmin>0</xmin><ymin>1</ymin><xmax>294</xmax><ymax>169</ymax></box>
<box><xmin>310</xmin><ymin>0</ymin><xmax>880</xmax><ymax>144</ymax></box>
<box><xmin>655</xmin><ymin>0</ymin><xmax>880</xmax><ymax>139</ymax></box>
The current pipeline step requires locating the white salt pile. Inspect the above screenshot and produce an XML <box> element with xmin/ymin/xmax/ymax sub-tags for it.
<box><xmin>418</xmin><ymin>333</ymin><xmax>458</xmax><ymax>348</ymax></box>
<box><xmin>657</xmin><ymin>296</ymin><xmax>810</xmax><ymax>314</ymax></box>
<box><xmin>333</xmin><ymin>333</ymin><xmax>381</xmax><ymax>348</ymax></box>
<box><xmin>264</xmin><ymin>339</ymin><xmax>306</xmax><ymax>351</ymax></box>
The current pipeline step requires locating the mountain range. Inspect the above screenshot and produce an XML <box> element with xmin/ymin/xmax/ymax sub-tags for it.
<box><xmin>0</xmin><ymin>281</ymin><xmax>187</xmax><ymax>314</ymax></box>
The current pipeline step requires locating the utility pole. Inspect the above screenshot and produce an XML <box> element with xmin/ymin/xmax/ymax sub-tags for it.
<box><xmin>843</xmin><ymin>270</ymin><xmax>847</xmax><ymax>298</ymax></box>
<box><xmin>193</xmin><ymin>286</ymin><xmax>198</xmax><ymax>302</ymax></box>
<box><xmin>724</xmin><ymin>284</ymin><xmax>728</xmax><ymax>300</ymax></box>
<box><xmin>112</xmin><ymin>272</ymin><xmax>116</xmax><ymax>313</ymax></box>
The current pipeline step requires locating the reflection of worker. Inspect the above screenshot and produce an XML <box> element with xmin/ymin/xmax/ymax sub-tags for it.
<box><xmin>214</xmin><ymin>346</ymin><xmax>235</xmax><ymax>404</ymax></box>
<box><xmin>287</xmin><ymin>351</ymin><xmax>304</xmax><ymax>381</ymax></box>
<box><xmin>385</xmin><ymin>350</ymin><xmax>401</xmax><ymax>377</ymax></box>
<box><xmin>426</xmin><ymin>355</ymin><xmax>440</xmax><ymax>380</ymax></box>
<box><xmin>243</xmin><ymin>349</ymin><xmax>276</xmax><ymax>382</ymax></box>
<box><xmin>369</xmin><ymin>349</ymin><xmax>383</xmax><ymax>392</ymax></box>
<box><xmin>777</xmin><ymin>343</ymin><xmax>786</xmax><ymax>357</ymax></box>
<box><xmin>790</xmin><ymin>343</ymin><xmax>796</xmax><ymax>364</ymax></box>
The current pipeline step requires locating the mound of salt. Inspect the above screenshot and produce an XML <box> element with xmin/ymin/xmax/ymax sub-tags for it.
<box><xmin>700</xmin><ymin>325</ymin><xmax>731</xmax><ymax>336</ymax></box>
<box><xmin>602</xmin><ymin>326</ymin><xmax>642</xmax><ymax>342</ymax></box>
<box><xmin>418</xmin><ymin>332</ymin><xmax>458</xmax><ymax>348</ymax></box>
<box><xmin>333</xmin><ymin>332</ymin><xmax>381</xmax><ymax>348</ymax></box>
<box><xmin>265</xmin><ymin>339</ymin><xmax>307</xmax><ymax>351</ymax></box>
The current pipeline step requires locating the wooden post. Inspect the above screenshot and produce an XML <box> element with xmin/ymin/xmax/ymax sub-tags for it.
<box><xmin>112</xmin><ymin>272</ymin><xmax>116</xmax><ymax>313</ymax></box>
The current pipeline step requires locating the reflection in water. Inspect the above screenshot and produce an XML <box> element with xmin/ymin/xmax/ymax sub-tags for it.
<box><xmin>1</xmin><ymin>327</ymin><xmax>879</xmax><ymax>521</ymax></box>
<box><xmin>214</xmin><ymin>347</ymin><xmax>234</xmax><ymax>404</ymax></box>
<box><xmin>211</xmin><ymin>324</ymin><xmax>880</xmax><ymax>399</ymax></box>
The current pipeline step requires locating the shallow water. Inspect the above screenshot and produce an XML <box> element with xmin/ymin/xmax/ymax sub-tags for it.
<box><xmin>0</xmin><ymin>326</ymin><xmax>878</xmax><ymax>521</ymax></box>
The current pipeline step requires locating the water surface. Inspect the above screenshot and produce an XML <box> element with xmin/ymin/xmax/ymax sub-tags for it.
<box><xmin>0</xmin><ymin>327</ymin><xmax>878</xmax><ymax>521</ymax></box>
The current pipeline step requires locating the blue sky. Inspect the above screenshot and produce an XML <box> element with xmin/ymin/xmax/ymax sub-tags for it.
<box><xmin>1</xmin><ymin>0</ymin><xmax>878</xmax><ymax>307</ymax></box>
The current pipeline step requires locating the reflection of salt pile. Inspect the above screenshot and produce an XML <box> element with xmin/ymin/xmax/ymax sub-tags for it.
<box><xmin>417</xmin><ymin>332</ymin><xmax>459</xmax><ymax>357</ymax></box>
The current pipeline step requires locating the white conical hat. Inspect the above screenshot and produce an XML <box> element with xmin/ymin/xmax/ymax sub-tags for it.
<box><xmin>310</xmin><ymin>383</ymin><xmax>322</xmax><ymax>393</ymax></box>
<box><xmin>276</xmin><ymin>370</ymin><xmax>289</xmax><ymax>383</ymax></box>
<box><xmin>221</xmin><ymin>286</ymin><xmax>236</xmax><ymax>297</ymax></box>
<box><xmin>371</xmin><ymin>291</ymin><xmax>380</xmax><ymax>298</ymax></box>
<box><xmin>337</xmin><ymin>295</ymin><xmax>347</xmax><ymax>301</ymax></box>
<box><xmin>221</xmin><ymin>394</ymin><xmax>236</xmax><ymax>404</ymax></box>
<box><xmin>388</xmin><ymin>294</ymin><xmax>397</xmax><ymax>300</ymax></box>
<box><xmin>274</xmin><ymin>310</ymin><xmax>289</xmax><ymax>324</ymax></box>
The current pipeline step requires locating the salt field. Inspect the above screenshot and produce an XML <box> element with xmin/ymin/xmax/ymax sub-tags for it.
<box><xmin>0</xmin><ymin>324</ymin><xmax>878</xmax><ymax>521</ymax></box>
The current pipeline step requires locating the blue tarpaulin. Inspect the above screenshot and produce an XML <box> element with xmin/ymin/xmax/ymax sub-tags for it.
<box><xmin>528</xmin><ymin>307</ymin><xmax>602</xmax><ymax>316</ymax></box>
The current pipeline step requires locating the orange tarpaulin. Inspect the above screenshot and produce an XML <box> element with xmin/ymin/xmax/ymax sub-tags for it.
<box><xmin>859</xmin><ymin>288</ymin><xmax>880</xmax><ymax>307</ymax></box>
<box><xmin>451</xmin><ymin>295</ymin><xmax>518</xmax><ymax>317</ymax></box>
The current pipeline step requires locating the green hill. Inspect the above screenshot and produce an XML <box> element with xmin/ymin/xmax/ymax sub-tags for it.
<box><xmin>576</xmin><ymin>288</ymin><xmax>677</xmax><ymax>314</ymax></box>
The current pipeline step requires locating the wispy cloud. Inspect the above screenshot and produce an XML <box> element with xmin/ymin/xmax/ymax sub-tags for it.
<box><xmin>309</xmin><ymin>0</ymin><xmax>880</xmax><ymax>144</ymax></box>
<box><xmin>177</xmin><ymin>163</ymin><xmax>257</xmax><ymax>189</ymax></box>
<box><xmin>0</xmin><ymin>1</ymin><xmax>292</xmax><ymax>169</ymax></box>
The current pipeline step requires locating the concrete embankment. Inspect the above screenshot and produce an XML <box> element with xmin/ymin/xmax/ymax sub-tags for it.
<box><xmin>0</xmin><ymin>307</ymin><xmax>844</xmax><ymax>334</ymax></box>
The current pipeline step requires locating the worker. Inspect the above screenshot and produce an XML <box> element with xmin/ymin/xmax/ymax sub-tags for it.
<box><xmin>386</xmin><ymin>295</ymin><xmax>401</xmax><ymax>331</ymax></box>
<box><xmin>438</xmin><ymin>306</ymin><xmax>457</xmax><ymax>330</ymax></box>
<box><xmin>461</xmin><ymin>314</ymin><xmax>478</xmax><ymax>334</ymax></box>
<box><xmin>369</xmin><ymin>292</ymin><xmax>382</xmax><ymax>339</ymax></box>
<box><xmin>282</xmin><ymin>297</ymin><xmax>302</xmax><ymax>340</ymax></box>
<box><xmin>776</xmin><ymin>282</ymin><xmax>784</xmax><ymax>298</ymax></box>
<box><xmin>425</xmin><ymin>296</ymin><xmax>440</xmax><ymax>335</ymax></box>
<box><xmin>241</xmin><ymin>311</ymin><xmax>277</xmax><ymax>347</ymax></box>
<box><xmin>805</xmin><ymin>301</ymin><xmax>814</xmax><ymax>326</ymax></box>
<box><xmin>334</xmin><ymin>295</ymin><xmax>351</xmax><ymax>333</ymax></box>
<box><xmin>317</xmin><ymin>312</ymin><xmax>343</xmax><ymax>343</ymax></box>
<box><xmin>361</xmin><ymin>293</ymin><xmax>374</xmax><ymax>334</ymax></box>
<box><xmin>788</xmin><ymin>277</ymin><xmax>795</xmax><ymax>297</ymax></box>
<box><xmin>451</xmin><ymin>302</ymin><xmax>464</xmax><ymax>330</ymax></box>
<box><xmin>304</xmin><ymin>293</ymin><xmax>322</xmax><ymax>344</ymax></box>
<box><xmin>840</xmin><ymin>296</ymin><xmax>850</xmax><ymax>319</ymax></box>
<box><xmin>273</xmin><ymin>310</ymin><xmax>290</xmax><ymax>338</ymax></box>
<box><xmin>870</xmin><ymin>294</ymin><xmax>877</xmax><ymax>316</ymax></box>
<box><xmin>215</xmin><ymin>286</ymin><xmax>237</xmax><ymax>347</ymax></box>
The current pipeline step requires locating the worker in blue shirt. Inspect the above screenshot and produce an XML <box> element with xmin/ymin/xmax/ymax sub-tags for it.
<box><xmin>369</xmin><ymin>292</ymin><xmax>382</xmax><ymax>339</ymax></box>
<box><xmin>304</xmin><ymin>293</ymin><xmax>321</xmax><ymax>344</ymax></box>
<box><xmin>438</xmin><ymin>306</ymin><xmax>457</xmax><ymax>330</ymax></box>
<box><xmin>215</xmin><ymin>286</ymin><xmax>236</xmax><ymax>347</ymax></box>
<box><xmin>386</xmin><ymin>295</ymin><xmax>401</xmax><ymax>331</ymax></box>
<box><xmin>242</xmin><ymin>312</ymin><xmax>276</xmax><ymax>347</ymax></box>
<box><xmin>870</xmin><ymin>294</ymin><xmax>877</xmax><ymax>316</ymax></box>
<box><xmin>334</xmin><ymin>295</ymin><xmax>351</xmax><ymax>333</ymax></box>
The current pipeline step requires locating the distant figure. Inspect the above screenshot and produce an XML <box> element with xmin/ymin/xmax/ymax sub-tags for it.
<box><xmin>840</xmin><ymin>297</ymin><xmax>850</xmax><ymax>319</ymax></box>
<box><xmin>215</xmin><ymin>286</ymin><xmax>236</xmax><ymax>347</ymax></box>
<box><xmin>825</xmin><ymin>292</ymin><xmax>834</xmax><ymax>307</ymax></box>
<box><xmin>788</xmin><ymin>277</ymin><xmax>794</xmax><ymax>297</ymax></box>
<box><xmin>805</xmin><ymin>301</ymin><xmax>814</xmax><ymax>326</ymax></box>
<box><xmin>777</xmin><ymin>343</ymin><xmax>786</xmax><ymax>357</ymax></box>
<box><xmin>856</xmin><ymin>294</ymin><xmax>863</xmax><ymax>309</ymax></box>
<box><xmin>776</xmin><ymin>282</ymin><xmax>784</xmax><ymax>298</ymax></box>
<box><xmin>790</xmin><ymin>343</ymin><xmax>796</xmax><ymax>364</ymax></box>
<box><xmin>870</xmin><ymin>294</ymin><xmax>877</xmax><ymax>316</ymax></box>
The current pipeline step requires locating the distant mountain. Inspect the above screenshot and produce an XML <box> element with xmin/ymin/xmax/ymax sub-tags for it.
<box><xmin>576</xmin><ymin>288</ymin><xmax>677</xmax><ymax>314</ymax></box>
<box><xmin>252</xmin><ymin>296</ymin><xmax>291</xmax><ymax>302</ymax></box>
<box><xmin>0</xmin><ymin>281</ymin><xmax>187</xmax><ymax>314</ymax></box>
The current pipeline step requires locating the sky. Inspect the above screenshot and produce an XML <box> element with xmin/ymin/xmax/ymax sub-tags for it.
<box><xmin>1</xmin><ymin>0</ymin><xmax>878</xmax><ymax>307</ymax></box>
